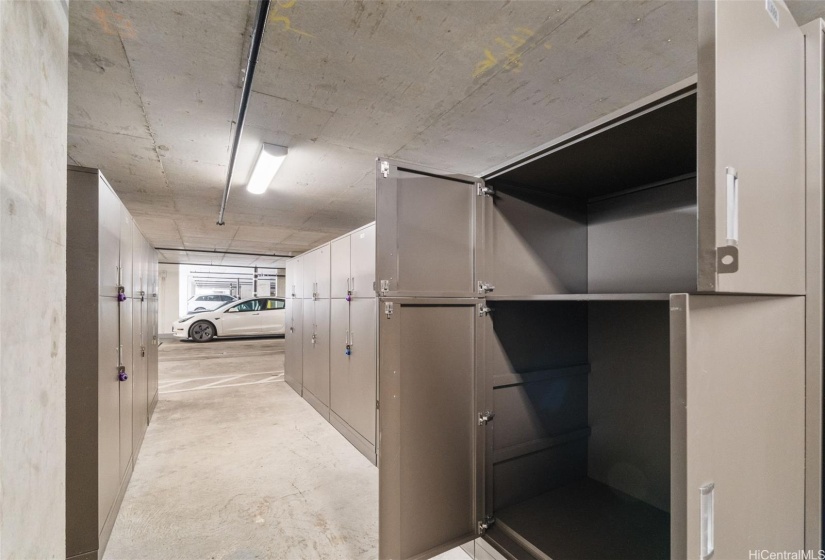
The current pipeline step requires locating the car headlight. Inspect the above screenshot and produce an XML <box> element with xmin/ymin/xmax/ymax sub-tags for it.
<box><xmin>178</xmin><ymin>315</ymin><xmax>195</xmax><ymax>322</ymax></box>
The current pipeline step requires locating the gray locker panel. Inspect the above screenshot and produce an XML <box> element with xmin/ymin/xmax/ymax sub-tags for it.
<box><xmin>118</xmin><ymin>297</ymin><xmax>134</xmax><ymax>478</ymax></box>
<box><xmin>330</xmin><ymin>236</ymin><xmax>351</xmax><ymax>299</ymax></box>
<box><xmin>119</xmin><ymin>208</ymin><xmax>133</xmax><ymax>297</ymax></box>
<box><xmin>675</xmin><ymin>295</ymin><xmax>805</xmax><ymax>559</ymax></box>
<box><xmin>98</xmin><ymin>179</ymin><xmax>120</xmax><ymax>298</ymax></box>
<box><xmin>329</xmin><ymin>299</ymin><xmax>350</xmax><ymax>419</ymax></box>
<box><xmin>376</xmin><ymin>160</ymin><xmax>479</xmax><ymax>297</ymax></box>
<box><xmin>803</xmin><ymin>19</ymin><xmax>825</xmax><ymax>551</ymax></box>
<box><xmin>587</xmin><ymin>178</ymin><xmax>697</xmax><ymax>294</ymax></box>
<box><xmin>132</xmin><ymin>296</ymin><xmax>148</xmax><ymax>453</ymax></box>
<box><xmin>66</xmin><ymin>167</ymin><xmax>100</xmax><ymax>557</ymax></box>
<box><xmin>302</xmin><ymin>299</ymin><xmax>330</xmax><ymax>414</ymax></box>
<box><xmin>286</xmin><ymin>258</ymin><xmax>303</xmax><ymax>299</ymax></box>
<box><xmin>350</xmin><ymin>223</ymin><xmax>375</xmax><ymax>298</ymax></box>
<box><xmin>347</xmin><ymin>298</ymin><xmax>377</xmax><ymax>445</ymax></box>
<box><xmin>697</xmin><ymin>0</ymin><xmax>805</xmax><ymax>294</ymax></box>
<box><xmin>284</xmin><ymin>298</ymin><xmax>303</xmax><ymax>395</ymax></box>
<box><xmin>315</xmin><ymin>245</ymin><xmax>331</xmax><ymax>299</ymax></box>
<box><xmin>587</xmin><ymin>301</ymin><xmax>671</xmax><ymax>513</ymax></box>
<box><xmin>484</xmin><ymin>189</ymin><xmax>587</xmax><ymax>296</ymax></box>
<box><xmin>379</xmin><ymin>300</ymin><xmax>481</xmax><ymax>560</ymax></box>
<box><xmin>148</xmin><ymin>294</ymin><xmax>159</xmax><ymax>412</ymax></box>
<box><xmin>301</xmin><ymin>251</ymin><xmax>316</xmax><ymax>298</ymax></box>
<box><xmin>98</xmin><ymin>295</ymin><xmax>120</xmax><ymax>534</ymax></box>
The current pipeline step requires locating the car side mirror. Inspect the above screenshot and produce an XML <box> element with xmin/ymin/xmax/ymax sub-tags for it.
<box><xmin>226</xmin><ymin>308</ymin><xmax>238</xmax><ymax>313</ymax></box>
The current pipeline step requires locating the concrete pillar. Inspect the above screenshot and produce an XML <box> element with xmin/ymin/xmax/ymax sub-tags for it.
<box><xmin>0</xmin><ymin>0</ymin><xmax>68</xmax><ymax>557</ymax></box>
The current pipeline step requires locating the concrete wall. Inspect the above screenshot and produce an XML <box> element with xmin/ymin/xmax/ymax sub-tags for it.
<box><xmin>158</xmin><ymin>263</ymin><xmax>180</xmax><ymax>335</ymax></box>
<box><xmin>0</xmin><ymin>0</ymin><xmax>68</xmax><ymax>557</ymax></box>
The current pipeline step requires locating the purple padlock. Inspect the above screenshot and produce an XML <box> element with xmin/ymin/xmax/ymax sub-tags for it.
<box><xmin>346</xmin><ymin>294</ymin><xmax>352</xmax><ymax>302</ymax></box>
<box><xmin>118</xmin><ymin>366</ymin><xmax>128</xmax><ymax>382</ymax></box>
<box><xmin>117</xmin><ymin>286</ymin><xmax>126</xmax><ymax>302</ymax></box>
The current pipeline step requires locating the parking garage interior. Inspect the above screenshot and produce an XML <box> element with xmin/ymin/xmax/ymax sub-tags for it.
<box><xmin>3</xmin><ymin>1</ymin><xmax>825</xmax><ymax>559</ymax></box>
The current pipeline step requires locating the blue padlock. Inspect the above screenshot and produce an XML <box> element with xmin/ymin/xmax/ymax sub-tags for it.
<box><xmin>345</xmin><ymin>345</ymin><xmax>351</xmax><ymax>356</ymax></box>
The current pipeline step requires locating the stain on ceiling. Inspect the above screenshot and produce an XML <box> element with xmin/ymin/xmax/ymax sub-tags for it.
<box><xmin>68</xmin><ymin>0</ymin><xmax>825</xmax><ymax>263</ymax></box>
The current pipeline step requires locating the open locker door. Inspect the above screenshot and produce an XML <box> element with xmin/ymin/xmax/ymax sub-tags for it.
<box><xmin>670</xmin><ymin>294</ymin><xmax>805</xmax><ymax>559</ymax></box>
<box><xmin>378</xmin><ymin>299</ymin><xmax>484</xmax><ymax>560</ymax></box>
<box><xmin>375</xmin><ymin>159</ymin><xmax>484</xmax><ymax>298</ymax></box>
<box><xmin>376</xmin><ymin>159</ymin><xmax>486</xmax><ymax>559</ymax></box>
<box><xmin>697</xmin><ymin>0</ymin><xmax>805</xmax><ymax>294</ymax></box>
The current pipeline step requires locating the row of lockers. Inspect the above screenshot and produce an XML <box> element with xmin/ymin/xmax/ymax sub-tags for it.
<box><xmin>285</xmin><ymin>223</ymin><xmax>378</xmax><ymax>463</ymax></box>
<box><xmin>66</xmin><ymin>167</ymin><xmax>159</xmax><ymax>560</ymax></box>
<box><xmin>286</xmin><ymin>224</ymin><xmax>375</xmax><ymax>299</ymax></box>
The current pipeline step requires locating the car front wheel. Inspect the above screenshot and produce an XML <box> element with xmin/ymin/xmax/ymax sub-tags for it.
<box><xmin>190</xmin><ymin>320</ymin><xmax>215</xmax><ymax>342</ymax></box>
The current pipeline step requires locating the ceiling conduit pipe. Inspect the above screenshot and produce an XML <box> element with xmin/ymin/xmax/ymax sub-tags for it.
<box><xmin>217</xmin><ymin>0</ymin><xmax>271</xmax><ymax>226</ymax></box>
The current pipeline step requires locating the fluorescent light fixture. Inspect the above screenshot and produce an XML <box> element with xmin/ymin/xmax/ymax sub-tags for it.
<box><xmin>246</xmin><ymin>143</ymin><xmax>288</xmax><ymax>194</ymax></box>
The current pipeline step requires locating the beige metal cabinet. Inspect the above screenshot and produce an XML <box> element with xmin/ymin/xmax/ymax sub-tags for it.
<box><xmin>67</xmin><ymin>167</ymin><xmax>159</xmax><ymax>560</ymax></box>
<box><xmin>302</xmin><ymin>298</ymin><xmax>331</xmax><ymax>418</ymax></box>
<box><xmin>284</xmin><ymin>297</ymin><xmax>303</xmax><ymax>395</ymax></box>
<box><xmin>285</xmin><ymin>223</ymin><xmax>378</xmax><ymax>463</ymax></box>
<box><xmin>374</xmin><ymin>2</ymin><xmax>820</xmax><ymax>558</ymax></box>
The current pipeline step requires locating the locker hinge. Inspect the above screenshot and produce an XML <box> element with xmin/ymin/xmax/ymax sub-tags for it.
<box><xmin>376</xmin><ymin>400</ymin><xmax>380</xmax><ymax>410</ymax></box>
<box><xmin>478</xmin><ymin>515</ymin><xmax>496</xmax><ymax>535</ymax></box>
<box><xmin>380</xmin><ymin>160</ymin><xmax>390</xmax><ymax>178</ymax></box>
<box><xmin>384</xmin><ymin>302</ymin><xmax>394</xmax><ymax>318</ymax></box>
<box><xmin>477</xmin><ymin>183</ymin><xmax>494</xmax><ymax>197</ymax></box>
<box><xmin>478</xmin><ymin>281</ymin><xmax>495</xmax><ymax>294</ymax></box>
<box><xmin>478</xmin><ymin>305</ymin><xmax>492</xmax><ymax>317</ymax></box>
<box><xmin>478</xmin><ymin>410</ymin><xmax>495</xmax><ymax>425</ymax></box>
<box><xmin>379</xmin><ymin>279</ymin><xmax>390</xmax><ymax>293</ymax></box>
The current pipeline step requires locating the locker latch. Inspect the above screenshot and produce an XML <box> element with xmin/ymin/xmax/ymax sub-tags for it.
<box><xmin>478</xmin><ymin>411</ymin><xmax>495</xmax><ymax>425</ymax></box>
<box><xmin>311</xmin><ymin>333</ymin><xmax>317</xmax><ymax>345</ymax></box>
<box><xmin>380</xmin><ymin>160</ymin><xmax>390</xmax><ymax>178</ymax></box>
<box><xmin>477</xmin><ymin>515</ymin><xmax>496</xmax><ymax>535</ymax></box>
<box><xmin>141</xmin><ymin>346</ymin><xmax>145</xmax><ymax>357</ymax></box>
<box><xmin>379</xmin><ymin>279</ymin><xmax>390</xmax><ymax>293</ymax></box>
<box><xmin>478</xmin><ymin>305</ymin><xmax>492</xmax><ymax>317</ymax></box>
<box><xmin>476</xmin><ymin>183</ymin><xmax>494</xmax><ymax>197</ymax></box>
<box><xmin>478</xmin><ymin>281</ymin><xmax>495</xmax><ymax>294</ymax></box>
<box><xmin>384</xmin><ymin>302</ymin><xmax>394</xmax><ymax>319</ymax></box>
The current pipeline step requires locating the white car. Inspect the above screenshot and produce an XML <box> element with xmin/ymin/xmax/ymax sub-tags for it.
<box><xmin>187</xmin><ymin>294</ymin><xmax>238</xmax><ymax>313</ymax></box>
<box><xmin>173</xmin><ymin>297</ymin><xmax>286</xmax><ymax>342</ymax></box>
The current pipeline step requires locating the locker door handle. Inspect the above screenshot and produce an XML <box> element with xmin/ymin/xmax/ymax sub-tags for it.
<box><xmin>725</xmin><ymin>167</ymin><xmax>738</xmax><ymax>246</ymax></box>
<box><xmin>700</xmin><ymin>483</ymin><xmax>715</xmax><ymax>560</ymax></box>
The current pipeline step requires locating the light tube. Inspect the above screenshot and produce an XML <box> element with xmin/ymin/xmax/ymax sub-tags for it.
<box><xmin>246</xmin><ymin>143</ymin><xmax>288</xmax><ymax>194</ymax></box>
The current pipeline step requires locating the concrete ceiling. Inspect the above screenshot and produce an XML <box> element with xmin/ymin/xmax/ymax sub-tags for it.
<box><xmin>68</xmin><ymin>0</ymin><xmax>825</xmax><ymax>261</ymax></box>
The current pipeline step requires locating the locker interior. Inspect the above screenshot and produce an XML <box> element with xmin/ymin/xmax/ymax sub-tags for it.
<box><xmin>484</xmin><ymin>92</ymin><xmax>698</xmax><ymax>296</ymax></box>
<box><xmin>484</xmin><ymin>300</ymin><xmax>672</xmax><ymax>560</ymax></box>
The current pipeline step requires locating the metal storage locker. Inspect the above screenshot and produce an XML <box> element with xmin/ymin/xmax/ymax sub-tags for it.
<box><xmin>66</xmin><ymin>167</ymin><xmax>159</xmax><ymax>560</ymax></box>
<box><xmin>349</xmin><ymin>224</ymin><xmax>375</xmax><ymax>299</ymax></box>
<box><xmin>302</xmin><ymin>298</ymin><xmax>330</xmax><ymax>418</ymax></box>
<box><xmin>302</xmin><ymin>251</ymin><xmax>316</xmax><ymax>299</ymax></box>
<box><xmin>286</xmin><ymin>256</ymin><xmax>303</xmax><ymax>299</ymax></box>
<box><xmin>314</xmin><ymin>244</ymin><xmax>331</xmax><ymax>299</ymax></box>
<box><xmin>331</xmin><ymin>236</ymin><xmax>351</xmax><ymax>299</ymax></box>
<box><xmin>284</xmin><ymin>297</ymin><xmax>303</xmax><ymax>395</ymax></box>
<box><xmin>131</xmin><ymin>233</ymin><xmax>149</xmax><ymax>455</ymax></box>
<box><xmin>373</xmin><ymin>2</ymin><xmax>818</xmax><ymax>558</ymax></box>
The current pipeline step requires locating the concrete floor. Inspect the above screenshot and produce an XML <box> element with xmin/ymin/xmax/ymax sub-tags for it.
<box><xmin>104</xmin><ymin>336</ymin><xmax>471</xmax><ymax>560</ymax></box>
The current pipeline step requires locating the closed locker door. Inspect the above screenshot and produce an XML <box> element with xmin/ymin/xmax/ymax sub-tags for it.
<box><xmin>376</xmin><ymin>160</ymin><xmax>482</xmax><ymax>298</ymax></box>
<box><xmin>98</xmin><ymin>295</ymin><xmax>120</xmax><ymax>533</ymax></box>
<box><xmin>302</xmin><ymin>251</ymin><xmax>316</xmax><ymax>298</ymax></box>
<box><xmin>697</xmin><ymin>0</ymin><xmax>805</xmax><ymax>294</ymax></box>
<box><xmin>118</xmin><ymin>293</ymin><xmax>133</xmax><ymax>478</ymax></box>
<box><xmin>293</xmin><ymin>257</ymin><xmax>303</xmax><ymax>299</ymax></box>
<box><xmin>132</xmin><ymin>238</ymin><xmax>148</xmax><ymax>450</ymax></box>
<box><xmin>148</xmin><ymin>295</ymin><xmax>159</xmax><ymax>406</ymax></box>
<box><xmin>315</xmin><ymin>245</ymin><xmax>331</xmax><ymax>299</ymax></box>
<box><xmin>98</xmin><ymin>181</ymin><xmax>120</xmax><ymax>298</ymax></box>
<box><xmin>312</xmin><ymin>299</ymin><xmax>331</xmax><ymax>409</ymax></box>
<box><xmin>670</xmin><ymin>294</ymin><xmax>805</xmax><ymax>559</ymax></box>
<box><xmin>331</xmin><ymin>236</ymin><xmax>351</xmax><ymax>299</ymax></box>
<box><xmin>329</xmin><ymin>299</ymin><xmax>351</xmax><ymax>423</ymax></box>
<box><xmin>302</xmin><ymin>299</ymin><xmax>318</xmax><ymax>401</ymax></box>
<box><xmin>348</xmin><ymin>298</ymin><xmax>376</xmax><ymax>444</ymax></box>
<box><xmin>379</xmin><ymin>299</ymin><xmax>483</xmax><ymax>560</ymax></box>
<box><xmin>119</xmin><ymin>209</ymin><xmax>133</xmax><ymax>298</ymax></box>
<box><xmin>350</xmin><ymin>224</ymin><xmax>375</xmax><ymax>298</ymax></box>
<box><xmin>284</xmin><ymin>298</ymin><xmax>303</xmax><ymax>394</ymax></box>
